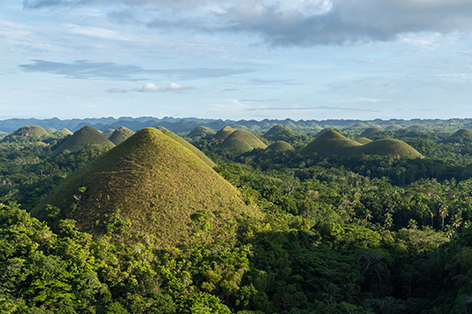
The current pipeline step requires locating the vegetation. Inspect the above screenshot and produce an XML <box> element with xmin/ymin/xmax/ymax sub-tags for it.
<box><xmin>108</xmin><ymin>127</ymin><xmax>135</xmax><ymax>145</ymax></box>
<box><xmin>220</xmin><ymin>130</ymin><xmax>267</xmax><ymax>154</ymax></box>
<box><xmin>54</xmin><ymin>126</ymin><xmax>115</xmax><ymax>153</ymax></box>
<box><xmin>4</xmin><ymin>119</ymin><xmax>472</xmax><ymax>313</ymax></box>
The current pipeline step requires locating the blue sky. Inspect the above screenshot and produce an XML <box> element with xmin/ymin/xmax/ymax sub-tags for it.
<box><xmin>2</xmin><ymin>0</ymin><xmax>472</xmax><ymax>121</ymax></box>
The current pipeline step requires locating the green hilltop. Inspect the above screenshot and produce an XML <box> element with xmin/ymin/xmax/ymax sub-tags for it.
<box><xmin>220</xmin><ymin>129</ymin><xmax>268</xmax><ymax>154</ymax></box>
<box><xmin>159</xmin><ymin>128</ymin><xmax>216</xmax><ymax>168</ymax></box>
<box><xmin>348</xmin><ymin>138</ymin><xmax>423</xmax><ymax>158</ymax></box>
<box><xmin>1</xmin><ymin>125</ymin><xmax>53</xmax><ymax>143</ymax></box>
<box><xmin>108</xmin><ymin>126</ymin><xmax>135</xmax><ymax>145</ymax></box>
<box><xmin>266</xmin><ymin>141</ymin><xmax>294</xmax><ymax>151</ymax></box>
<box><xmin>33</xmin><ymin>128</ymin><xmax>258</xmax><ymax>247</ymax></box>
<box><xmin>385</xmin><ymin>124</ymin><xmax>402</xmax><ymax>131</ymax></box>
<box><xmin>452</xmin><ymin>128</ymin><xmax>472</xmax><ymax>138</ymax></box>
<box><xmin>54</xmin><ymin>126</ymin><xmax>115</xmax><ymax>153</ymax></box>
<box><xmin>214</xmin><ymin>126</ymin><xmax>236</xmax><ymax>141</ymax></box>
<box><xmin>263</xmin><ymin>124</ymin><xmax>297</xmax><ymax>142</ymax></box>
<box><xmin>301</xmin><ymin>130</ymin><xmax>362</xmax><ymax>156</ymax></box>
<box><xmin>102</xmin><ymin>128</ymin><xmax>115</xmax><ymax>138</ymax></box>
<box><xmin>359</xmin><ymin>127</ymin><xmax>383</xmax><ymax>138</ymax></box>
<box><xmin>187</xmin><ymin>125</ymin><xmax>216</xmax><ymax>139</ymax></box>
<box><xmin>355</xmin><ymin>137</ymin><xmax>373</xmax><ymax>145</ymax></box>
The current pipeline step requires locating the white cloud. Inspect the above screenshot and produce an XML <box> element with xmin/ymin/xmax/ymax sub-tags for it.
<box><xmin>140</xmin><ymin>83</ymin><xmax>161</xmax><ymax>92</ymax></box>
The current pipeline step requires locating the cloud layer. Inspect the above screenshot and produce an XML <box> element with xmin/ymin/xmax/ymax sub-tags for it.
<box><xmin>23</xmin><ymin>0</ymin><xmax>472</xmax><ymax>47</ymax></box>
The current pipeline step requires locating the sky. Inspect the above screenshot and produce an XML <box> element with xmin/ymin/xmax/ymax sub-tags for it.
<box><xmin>2</xmin><ymin>0</ymin><xmax>472</xmax><ymax>121</ymax></box>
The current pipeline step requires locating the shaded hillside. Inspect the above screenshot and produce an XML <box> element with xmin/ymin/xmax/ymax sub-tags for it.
<box><xmin>348</xmin><ymin>138</ymin><xmax>423</xmax><ymax>158</ymax></box>
<box><xmin>1</xmin><ymin>125</ymin><xmax>53</xmax><ymax>143</ymax></box>
<box><xmin>266</xmin><ymin>141</ymin><xmax>294</xmax><ymax>151</ymax></box>
<box><xmin>220</xmin><ymin>129</ymin><xmax>267</xmax><ymax>154</ymax></box>
<box><xmin>452</xmin><ymin>128</ymin><xmax>472</xmax><ymax>138</ymax></box>
<box><xmin>214</xmin><ymin>126</ymin><xmax>236</xmax><ymax>141</ymax></box>
<box><xmin>33</xmin><ymin>128</ymin><xmax>257</xmax><ymax>247</ymax></box>
<box><xmin>54</xmin><ymin>126</ymin><xmax>115</xmax><ymax>153</ymax></box>
<box><xmin>159</xmin><ymin>128</ymin><xmax>216</xmax><ymax>168</ymax></box>
<box><xmin>187</xmin><ymin>126</ymin><xmax>216</xmax><ymax>139</ymax></box>
<box><xmin>355</xmin><ymin>137</ymin><xmax>373</xmax><ymax>145</ymax></box>
<box><xmin>360</xmin><ymin>127</ymin><xmax>383</xmax><ymax>138</ymax></box>
<box><xmin>263</xmin><ymin>124</ymin><xmax>297</xmax><ymax>142</ymax></box>
<box><xmin>301</xmin><ymin>130</ymin><xmax>362</xmax><ymax>156</ymax></box>
<box><xmin>385</xmin><ymin>124</ymin><xmax>402</xmax><ymax>131</ymax></box>
<box><xmin>108</xmin><ymin>127</ymin><xmax>135</xmax><ymax>145</ymax></box>
<box><xmin>102</xmin><ymin>129</ymin><xmax>115</xmax><ymax>138</ymax></box>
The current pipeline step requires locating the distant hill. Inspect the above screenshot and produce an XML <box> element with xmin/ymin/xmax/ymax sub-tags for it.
<box><xmin>352</xmin><ymin>122</ymin><xmax>369</xmax><ymax>128</ymax></box>
<box><xmin>302</xmin><ymin>130</ymin><xmax>362</xmax><ymax>156</ymax></box>
<box><xmin>267</xmin><ymin>141</ymin><xmax>294</xmax><ymax>151</ymax></box>
<box><xmin>452</xmin><ymin>128</ymin><xmax>472</xmax><ymax>138</ymax></box>
<box><xmin>359</xmin><ymin>127</ymin><xmax>383</xmax><ymax>138</ymax></box>
<box><xmin>348</xmin><ymin>139</ymin><xmax>423</xmax><ymax>158</ymax></box>
<box><xmin>33</xmin><ymin>128</ymin><xmax>258</xmax><ymax>247</ymax></box>
<box><xmin>109</xmin><ymin>127</ymin><xmax>135</xmax><ymax>145</ymax></box>
<box><xmin>55</xmin><ymin>128</ymin><xmax>73</xmax><ymax>137</ymax></box>
<box><xmin>159</xmin><ymin>128</ymin><xmax>216</xmax><ymax>168</ymax></box>
<box><xmin>1</xmin><ymin>125</ymin><xmax>53</xmax><ymax>143</ymax></box>
<box><xmin>54</xmin><ymin>126</ymin><xmax>115</xmax><ymax>153</ymax></box>
<box><xmin>214</xmin><ymin>126</ymin><xmax>236</xmax><ymax>141</ymax></box>
<box><xmin>102</xmin><ymin>129</ymin><xmax>115</xmax><ymax>138</ymax></box>
<box><xmin>263</xmin><ymin>125</ymin><xmax>297</xmax><ymax>142</ymax></box>
<box><xmin>220</xmin><ymin>129</ymin><xmax>267</xmax><ymax>154</ymax></box>
<box><xmin>187</xmin><ymin>126</ymin><xmax>216</xmax><ymax>139</ymax></box>
<box><xmin>385</xmin><ymin>124</ymin><xmax>402</xmax><ymax>131</ymax></box>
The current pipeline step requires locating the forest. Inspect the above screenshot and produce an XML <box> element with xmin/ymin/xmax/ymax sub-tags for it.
<box><xmin>2</xmin><ymin>120</ymin><xmax>472</xmax><ymax>313</ymax></box>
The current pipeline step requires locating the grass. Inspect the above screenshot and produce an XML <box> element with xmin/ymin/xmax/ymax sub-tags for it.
<box><xmin>34</xmin><ymin>128</ymin><xmax>258</xmax><ymax>247</ymax></box>
<box><xmin>359</xmin><ymin>127</ymin><xmax>383</xmax><ymax>138</ymax></box>
<box><xmin>266</xmin><ymin>141</ymin><xmax>294</xmax><ymax>151</ymax></box>
<box><xmin>355</xmin><ymin>137</ymin><xmax>373</xmax><ymax>145</ymax></box>
<box><xmin>220</xmin><ymin>129</ymin><xmax>267</xmax><ymax>154</ymax></box>
<box><xmin>301</xmin><ymin>130</ymin><xmax>362</xmax><ymax>156</ymax></box>
<box><xmin>263</xmin><ymin>125</ymin><xmax>297</xmax><ymax>141</ymax></box>
<box><xmin>1</xmin><ymin>125</ymin><xmax>53</xmax><ymax>143</ymax></box>
<box><xmin>214</xmin><ymin>126</ymin><xmax>236</xmax><ymax>141</ymax></box>
<box><xmin>54</xmin><ymin>126</ymin><xmax>115</xmax><ymax>153</ymax></box>
<box><xmin>452</xmin><ymin>128</ymin><xmax>472</xmax><ymax>138</ymax></box>
<box><xmin>187</xmin><ymin>126</ymin><xmax>216</xmax><ymax>139</ymax></box>
<box><xmin>348</xmin><ymin>138</ymin><xmax>423</xmax><ymax>158</ymax></box>
<box><xmin>109</xmin><ymin>127</ymin><xmax>135</xmax><ymax>145</ymax></box>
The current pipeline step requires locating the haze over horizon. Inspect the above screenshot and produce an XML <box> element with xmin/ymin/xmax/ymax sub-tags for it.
<box><xmin>2</xmin><ymin>0</ymin><xmax>472</xmax><ymax>121</ymax></box>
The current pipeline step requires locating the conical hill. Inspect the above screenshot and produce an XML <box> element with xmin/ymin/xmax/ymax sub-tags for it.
<box><xmin>355</xmin><ymin>137</ymin><xmax>372</xmax><ymax>145</ymax></box>
<box><xmin>1</xmin><ymin>125</ymin><xmax>53</xmax><ymax>143</ymax></box>
<box><xmin>220</xmin><ymin>129</ymin><xmax>267</xmax><ymax>154</ymax></box>
<box><xmin>452</xmin><ymin>128</ymin><xmax>472</xmax><ymax>138</ymax></box>
<box><xmin>54</xmin><ymin>126</ymin><xmax>115</xmax><ymax>153</ymax></box>
<box><xmin>214</xmin><ymin>126</ymin><xmax>236</xmax><ymax>141</ymax></box>
<box><xmin>267</xmin><ymin>141</ymin><xmax>294</xmax><ymax>151</ymax></box>
<box><xmin>301</xmin><ymin>130</ymin><xmax>362</xmax><ymax>156</ymax></box>
<box><xmin>159</xmin><ymin>128</ymin><xmax>216</xmax><ymax>168</ymax></box>
<box><xmin>109</xmin><ymin>127</ymin><xmax>135</xmax><ymax>145</ymax></box>
<box><xmin>359</xmin><ymin>127</ymin><xmax>383</xmax><ymax>138</ymax></box>
<box><xmin>33</xmin><ymin>128</ymin><xmax>257</xmax><ymax>247</ymax></box>
<box><xmin>187</xmin><ymin>126</ymin><xmax>216</xmax><ymax>139</ymax></box>
<box><xmin>348</xmin><ymin>139</ymin><xmax>423</xmax><ymax>158</ymax></box>
<box><xmin>263</xmin><ymin>125</ymin><xmax>297</xmax><ymax>142</ymax></box>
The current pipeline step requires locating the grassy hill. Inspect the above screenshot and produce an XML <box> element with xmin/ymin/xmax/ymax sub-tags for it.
<box><xmin>109</xmin><ymin>127</ymin><xmax>135</xmax><ymax>145</ymax></box>
<box><xmin>33</xmin><ymin>128</ymin><xmax>257</xmax><ymax>247</ymax></box>
<box><xmin>187</xmin><ymin>126</ymin><xmax>216</xmax><ymax>139</ymax></box>
<box><xmin>266</xmin><ymin>141</ymin><xmax>294</xmax><ymax>151</ymax></box>
<box><xmin>359</xmin><ymin>127</ymin><xmax>383</xmax><ymax>138</ymax></box>
<box><xmin>452</xmin><ymin>128</ymin><xmax>472</xmax><ymax>138</ymax></box>
<box><xmin>1</xmin><ymin>125</ymin><xmax>53</xmax><ymax>143</ymax></box>
<box><xmin>102</xmin><ymin>129</ymin><xmax>115</xmax><ymax>138</ymax></box>
<box><xmin>159</xmin><ymin>128</ymin><xmax>216</xmax><ymax>168</ymax></box>
<box><xmin>385</xmin><ymin>124</ymin><xmax>402</xmax><ymax>131</ymax></box>
<box><xmin>220</xmin><ymin>129</ymin><xmax>268</xmax><ymax>154</ymax></box>
<box><xmin>214</xmin><ymin>126</ymin><xmax>236</xmax><ymax>141</ymax></box>
<box><xmin>348</xmin><ymin>138</ymin><xmax>423</xmax><ymax>158</ymax></box>
<box><xmin>263</xmin><ymin>125</ymin><xmax>297</xmax><ymax>142</ymax></box>
<box><xmin>54</xmin><ymin>126</ymin><xmax>115</xmax><ymax>153</ymax></box>
<box><xmin>355</xmin><ymin>137</ymin><xmax>373</xmax><ymax>145</ymax></box>
<box><xmin>301</xmin><ymin>130</ymin><xmax>362</xmax><ymax>156</ymax></box>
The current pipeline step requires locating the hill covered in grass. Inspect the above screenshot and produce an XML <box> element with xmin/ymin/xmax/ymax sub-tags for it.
<box><xmin>34</xmin><ymin>128</ymin><xmax>255</xmax><ymax>247</ymax></box>
<box><xmin>360</xmin><ymin>127</ymin><xmax>383</xmax><ymax>138</ymax></box>
<box><xmin>302</xmin><ymin>130</ymin><xmax>362</xmax><ymax>156</ymax></box>
<box><xmin>187</xmin><ymin>126</ymin><xmax>216</xmax><ymax>139</ymax></box>
<box><xmin>159</xmin><ymin>128</ymin><xmax>216</xmax><ymax>168</ymax></box>
<box><xmin>263</xmin><ymin>124</ymin><xmax>297</xmax><ymax>142</ymax></box>
<box><xmin>214</xmin><ymin>126</ymin><xmax>236</xmax><ymax>141</ymax></box>
<box><xmin>109</xmin><ymin>127</ymin><xmax>135</xmax><ymax>145</ymax></box>
<box><xmin>220</xmin><ymin>129</ymin><xmax>267</xmax><ymax>154</ymax></box>
<box><xmin>266</xmin><ymin>141</ymin><xmax>294</xmax><ymax>151</ymax></box>
<box><xmin>54</xmin><ymin>126</ymin><xmax>115</xmax><ymax>153</ymax></box>
<box><xmin>355</xmin><ymin>137</ymin><xmax>373</xmax><ymax>145</ymax></box>
<box><xmin>1</xmin><ymin>125</ymin><xmax>53</xmax><ymax>144</ymax></box>
<box><xmin>452</xmin><ymin>128</ymin><xmax>472</xmax><ymax>138</ymax></box>
<box><xmin>349</xmin><ymin>138</ymin><xmax>423</xmax><ymax>158</ymax></box>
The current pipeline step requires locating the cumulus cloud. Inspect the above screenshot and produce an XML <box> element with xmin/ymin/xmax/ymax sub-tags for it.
<box><xmin>140</xmin><ymin>83</ymin><xmax>161</xmax><ymax>92</ymax></box>
<box><xmin>23</xmin><ymin>0</ymin><xmax>472</xmax><ymax>47</ymax></box>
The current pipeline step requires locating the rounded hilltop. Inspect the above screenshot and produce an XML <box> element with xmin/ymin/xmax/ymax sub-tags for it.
<box><xmin>33</xmin><ymin>128</ymin><xmax>258</xmax><ymax>247</ymax></box>
<box><xmin>187</xmin><ymin>126</ymin><xmax>216</xmax><ymax>139</ymax></box>
<box><xmin>54</xmin><ymin>126</ymin><xmax>115</xmax><ymax>153</ymax></box>
<box><xmin>220</xmin><ymin>129</ymin><xmax>267</xmax><ymax>154</ymax></box>
<box><xmin>1</xmin><ymin>125</ymin><xmax>52</xmax><ymax>143</ymax></box>
<box><xmin>301</xmin><ymin>129</ymin><xmax>361</xmax><ymax>156</ymax></box>
<box><xmin>263</xmin><ymin>124</ymin><xmax>297</xmax><ymax>142</ymax></box>
<box><xmin>108</xmin><ymin>126</ymin><xmax>135</xmax><ymax>145</ymax></box>
<box><xmin>267</xmin><ymin>141</ymin><xmax>294</xmax><ymax>151</ymax></box>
